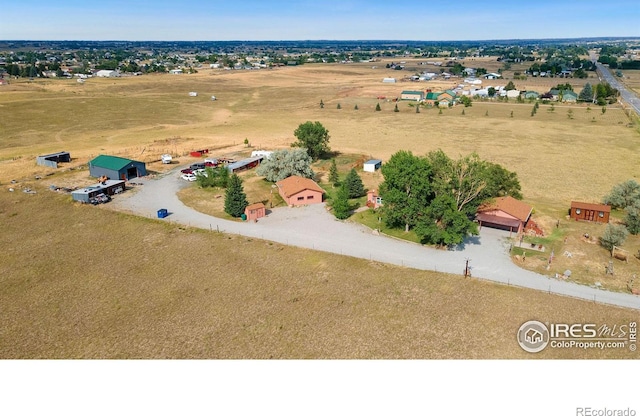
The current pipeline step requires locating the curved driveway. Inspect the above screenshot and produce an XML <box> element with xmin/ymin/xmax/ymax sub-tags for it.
<box><xmin>109</xmin><ymin>170</ymin><xmax>640</xmax><ymax>310</ymax></box>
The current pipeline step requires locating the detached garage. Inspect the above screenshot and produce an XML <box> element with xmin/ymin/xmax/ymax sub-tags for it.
<box><xmin>89</xmin><ymin>155</ymin><xmax>147</xmax><ymax>181</ymax></box>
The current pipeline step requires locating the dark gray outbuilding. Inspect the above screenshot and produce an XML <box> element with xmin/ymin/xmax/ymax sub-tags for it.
<box><xmin>36</xmin><ymin>151</ymin><xmax>71</xmax><ymax>168</ymax></box>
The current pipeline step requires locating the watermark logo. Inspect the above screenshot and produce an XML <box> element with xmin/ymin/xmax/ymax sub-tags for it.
<box><xmin>517</xmin><ymin>320</ymin><xmax>549</xmax><ymax>353</ymax></box>
<box><xmin>517</xmin><ymin>320</ymin><xmax>637</xmax><ymax>353</ymax></box>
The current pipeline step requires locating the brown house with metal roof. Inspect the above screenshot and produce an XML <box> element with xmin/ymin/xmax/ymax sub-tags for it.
<box><xmin>570</xmin><ymin>201</ymin><xmax>610</xmax><ymax>223</ymax></box>
<box><xmin>276</xmin><ymin>175</ymin><xmax>324</xmax><ymax>207</ymax></box>
<box><xmin>476</xmin><ymin>196</ymin><xmax>532</xmax><ymax>235</ymax></box>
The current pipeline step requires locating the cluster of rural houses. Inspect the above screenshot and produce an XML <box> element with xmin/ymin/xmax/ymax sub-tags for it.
<box><xmin>398</xmin><ymin>84</ymin><xmax>579</xmax><ymax>106</ymax></box>
<box><xmin>39</xmin><ymin>147</ymin><xmax>611</xmax><ymax>240</ymax></box>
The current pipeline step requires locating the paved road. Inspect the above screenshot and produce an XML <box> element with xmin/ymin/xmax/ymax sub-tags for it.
<box><xmin>591</xmin><ymin>52</ymin><xmax>640</xmax><ymax>116</ymax></box>
<box><xmin>109</xmin><ymin>170</ymin><xmax>640</xmax><ymax>310</ymax></box>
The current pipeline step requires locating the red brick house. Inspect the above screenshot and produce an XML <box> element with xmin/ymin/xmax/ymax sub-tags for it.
<box><xmin>276</xmin><ymin>176</ymin><xmax>324</xmax><ymax>207</ymax></box>
<box><xmin>570</xmin><ymin>202</ymin><xmax>610</xmax><ymax>223</ymax></box>
<box><xmin>244</xmin><ymin>202</ymin><xmax>266</xmax><ymax>221</ymax></box>
<box><xmin>476</xmin><ymin>196</ymin><xmax>532</xmax><ymax>235</ymax></box>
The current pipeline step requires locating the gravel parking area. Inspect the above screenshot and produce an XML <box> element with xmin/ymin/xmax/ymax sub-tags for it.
<box><xmin>109</xmin><ymin>169</ymin><xmax>640</xmax><ymax>310</ymax></box>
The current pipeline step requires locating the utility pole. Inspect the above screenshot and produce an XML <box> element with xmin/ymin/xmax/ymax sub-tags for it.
<box><xmin>464</xmin><ymin>258</ymin><xmax>471</xmax><ymax>278</ymax></box>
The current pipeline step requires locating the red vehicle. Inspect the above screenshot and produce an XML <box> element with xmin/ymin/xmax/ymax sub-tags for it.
<box><xmin>180</xmin><ymin>168</ymin><xmax>194</xmax><ymax>174</ymax></box>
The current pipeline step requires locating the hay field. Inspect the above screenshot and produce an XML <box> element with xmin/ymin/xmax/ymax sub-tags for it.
<box><xmin>2</xmin><ymin>63</ymin><xmax>638</xmax><ymax>210</ymax></box>
<box><xmin>1</xmin><ymin>191</ymin><xmax>638</xmax><ymax>359</ymax></box>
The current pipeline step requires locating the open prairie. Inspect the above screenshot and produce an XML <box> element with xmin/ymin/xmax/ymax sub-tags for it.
<box><xmin>1</xmin><ymin>62</ymin><xmax>639</xmax><ymax>358</ymax></box>
<box><xmin>2</xmin><ymin>61</ymin><xmax>638</xmax><ymax>208</ymax></box>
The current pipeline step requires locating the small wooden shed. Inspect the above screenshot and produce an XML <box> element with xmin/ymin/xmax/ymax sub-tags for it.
<box><xmin>244</xmin><ymin>202</ymin><xmax>266</xmax><ymax>221</ymax></box>
<box><xmin>570</xmin><ymin>202</ymin><xmax>610</xmax><ymax>223</ymax></box>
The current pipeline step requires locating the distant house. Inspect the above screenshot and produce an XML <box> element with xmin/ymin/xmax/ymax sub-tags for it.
<box><xmin>570</xmin><ymin>202</ymin><xmax>610</xmax><ymax>223</ymax></box>
<box><xmin>382</xmin><ymin>78</ymin><xmax>397</xmax><ymax>83</ymax></box>
<box><xmin>440</xmin><ymin>90</ymin><xmax>457</xmax><ymax>101</ymax></box>
<box><xmin>471</xmin><ymin>88</ymin><xmax>489</xmax><ymax>98</ymax></box>
<box><xmin>524</xmin><ymin>91</ymin><xmax>540</xmax><ymax>100</ymax></box>
<box><xmin>548</xmin><ymin>89</ymin><xmax>561</xmax><ymax>101</ymax></box>
<box><xmin>484</xmin><ymin>73</ymin><xmax>502</xmax><ymax>80</ymax></box>
<box><xmin>95</xmin><ymin>70</ymin><xmax>119</xmax><ymax>78</ymax></box>
<box><xmin>276</xmin><ymin>175</ymin><xmax>324</xmax><ymax>207</ymax></box>
<box><xmin>88</xmin><ymin>155</ymin><xmax>146</xmax><ymax>181</ymax></box>
<box><xmin>476</xmin><ymin>196</ymin><xmax>532</xmax><ymax>235</ymax></box>
<box><xmin>400</xmin><ymin>90</ymin><xmax>424</xmax><ymax>101</ymax></box>
<box><xmin>169</xmin><ymin>69</ymin><xmax>183</xmax><ymax>75</ymax></box>
<box><xmin>244</xmin><ymin>202</ymin><xmax>266</xmax><ymax>221</ymax></box>
<box><xmin>423</xmin><ymin>92</ymin><xmax>441</xmax><ymax>105</ymax></box>
<box><xmin>367</xmin><ymin>190</ymin><xmax>383</xmax><ymax>209</ymax></box>
<box><xmin>363</xmin><ymin>159</ymin><xmax>382</xmax><ymax>172</ymax></box>
<box><xmin>561</xmin><ymin>90</ymin><xmax>578</xmax><ymax>103</ymax></box>
<box><xmin>506</xmin><ymin>89</ymin><xmax>520</xmax><ymax>99</ymax></box>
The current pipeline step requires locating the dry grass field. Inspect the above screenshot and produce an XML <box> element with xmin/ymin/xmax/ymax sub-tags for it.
<box><xmin>1</xmin><ymin>191</ymin><xmax>638</xmax><ymax>359</ymax></box>
<box><xmin>1</xmin><ymin>61</ymin><xmax>639</xmax><ymax>358</ymax></box>
<box><xmin>618</xmin><ymin>69</ymin><xmax>640</xmax><ymax>96</ymax></box>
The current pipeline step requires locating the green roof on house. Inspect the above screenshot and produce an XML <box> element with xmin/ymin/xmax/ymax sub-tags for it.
<box><xmin>444</xmin><ymin>89</ymin><xmax>457</xmax><ymax>96</ymax></box>
<box><xmin>89</xmin><ymin>155</ymin><xmax>139</xmax><ymax>170</ymax></box>
<box><xmin>562</xmin><ymin>90</ymin><xmax>578</xmax><ymax>97</ymax></box>
<box><xmin>425</xmin><ymin>92</ymin><xmax>441</xmax><ymax>100</ymax></box>
<box><xmin>401</xmin><ymin>90</ymin><xmax>423</xmax><ymax>95</ymax></box>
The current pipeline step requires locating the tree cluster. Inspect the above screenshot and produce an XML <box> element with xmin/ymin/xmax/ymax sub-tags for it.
<box><xmin>378</xmin><ymin>150</ymin><xmax>522</xmax><ymax>246</ymax></box>
<box><xmin>330</xmin><ymin>168</ymin><xmax>365</xmax><ymax>220</ymax></box>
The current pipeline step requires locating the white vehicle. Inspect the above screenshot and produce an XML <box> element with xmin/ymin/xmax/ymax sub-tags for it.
<box><xmin>161</xmin><ymin>154</ymin><xmax>172</xmax><ymax>164</ymax></box>
<box><xmin>181</xmin><ymin>173</ymin><xmax>197</xmax><ymax>181</ymax></box>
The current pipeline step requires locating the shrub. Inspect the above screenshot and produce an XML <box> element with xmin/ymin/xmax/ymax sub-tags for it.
<box><xmin>599</xmin><ymin>223</ymin><xmax>629</xmax><ymax>251</ymax></box>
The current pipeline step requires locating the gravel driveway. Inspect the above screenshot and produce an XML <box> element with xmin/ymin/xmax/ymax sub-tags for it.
<box><xmin>109</xmin><ymin>169</ymin><xmax>640</xmax><ymax>310</ymax></box>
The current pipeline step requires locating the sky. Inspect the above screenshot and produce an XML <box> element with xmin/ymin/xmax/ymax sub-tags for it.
<box><xmin>0</xmin><ymin>0</ymin><xmax>638</xmax><ymax>41</ymax></box>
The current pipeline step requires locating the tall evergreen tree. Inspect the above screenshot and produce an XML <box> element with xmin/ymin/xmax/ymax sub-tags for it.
<box><xmin>224</xmin><ymin>174</ymin><xmax>248</xmax><ymax>218</ymax></box>
<box><xmin>578</xmin><ymin>83</ymin><xmax>593</xmax><ymax>102</ymax></box>
<box><xmin>328</xmin><ymin>158</ymin><xmax>339</xmax><ymax>185</ymax></box>
<box><xmin>332</xmin><ymin>184</ymin><xmax>351</xmax><ymax>220</ymax></box>
<box><xmin>344</xmin><ymin>168</ymin><xmax>365</xmax><ymax>198</ymax></box>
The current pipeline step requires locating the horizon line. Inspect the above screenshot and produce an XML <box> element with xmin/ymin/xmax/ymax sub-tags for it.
<box><xmin>1</xmin><ymin>36</ymin><xmax>639</xmax><ymax>43</ymax></box>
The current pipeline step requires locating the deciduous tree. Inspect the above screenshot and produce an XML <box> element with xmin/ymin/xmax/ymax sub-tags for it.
<box><xmin>379</xmin><ymin>151</ymin><xmax>433</xmax><ymax>232</ymax></box>
<box><xmin>256</xmin><ymin>148</ymin><xmax>314</xmax><ymax>182</ymax></box>
<box><xmin>603</xmin><ymin>180</ymin><xmax>640</xmax><ymax>209</ymax></box>
<box><xmin>291</xmin><ymin>121</ymin><xmax>331</xmax><ymax>160</ymax></box>
<box><xmin>415</xmin><ymin>194</ymin><xmax>478</xmax><ymax>246</ymax></box>
<box><xmin>599</xmin><ymin>223</ymin><xmax>628</xmax><ymax>251</ymax></box>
